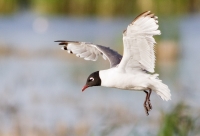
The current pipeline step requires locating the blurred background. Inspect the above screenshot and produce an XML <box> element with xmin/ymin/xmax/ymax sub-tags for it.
<box><xmin>0</xmin><ymin>0</ymin><xmax>200</xmax><ymax>135</ymax></box>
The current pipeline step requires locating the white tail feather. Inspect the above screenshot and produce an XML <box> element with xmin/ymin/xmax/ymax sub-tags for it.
<box><xmin>150</xmin><ymin>74</ymin><xmax>171</xmax><ymax>101</ymax></box>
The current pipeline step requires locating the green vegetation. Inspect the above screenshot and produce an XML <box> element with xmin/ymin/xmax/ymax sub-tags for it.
<box><xmin>0</xmin><ymin>0</ymin><xmax>19</xmax><ymax>14</ymax></box>
<box><xmin>0</xmin><ymin>0</ymin><xmax>200</xmax><ymax>16</ymax></box>
<box><xmin>158</xmin><ymin>103</ymin><xmax>195</xmax><ymax>136</ymax></box>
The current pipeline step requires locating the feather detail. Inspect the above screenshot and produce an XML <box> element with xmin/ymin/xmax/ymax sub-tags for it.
<box><xmin>55</xmin><ymin>41</ymin><xmax>122</xmax><ymax>68</ymax></box>
<box><xmin>119</xmin><ymin>11</ymin><xmax>160</xmax><ymax>73</ymax></box>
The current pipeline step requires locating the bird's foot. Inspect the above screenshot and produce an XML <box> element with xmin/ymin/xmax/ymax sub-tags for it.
<box><xmin>148</xmin><ymin>100</ymin><xmax>152</xmax><ymax>110</ymax></box>
<box><xmin>144</xmin><ymin>102</ymin><xmax>151</xmax><ymax>115</ymax></box>
<box><xmin>143</xmin><ymin>89</ymin><xmax>152</xmax><ymax>116</ymax></box>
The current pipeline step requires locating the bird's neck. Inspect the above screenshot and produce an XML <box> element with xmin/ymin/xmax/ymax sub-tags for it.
<box><xmin>99</xmin><ymin>68</ymin><xmax>126</xmax><ymax>88</ymax></box>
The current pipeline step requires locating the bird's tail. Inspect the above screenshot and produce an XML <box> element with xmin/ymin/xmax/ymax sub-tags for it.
<box><xmin>149</xmin><ymin>74</ymin><xmax>171</xmax><ymax>101</ymax></box>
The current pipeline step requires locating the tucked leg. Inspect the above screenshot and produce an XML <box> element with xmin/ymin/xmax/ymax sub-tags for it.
<box><xmin>144</xmin><ymin>90</ymin><xmax>150</xmax><ymax>115</ymax></box>
<box><xmin>147</xmin><ymin>89</ymin><xmax>152</xmax><ymax>110</ymax></box>
<box><xmin>143</xmin><ymin>89</ymin><xmax>153</xmax><ymax>115</ymax></box>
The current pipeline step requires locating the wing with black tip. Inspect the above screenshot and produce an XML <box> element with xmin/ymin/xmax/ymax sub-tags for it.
<box><xmin>55</xmin><ymin>41</ymin><xmax>122</xmax><ymax>68</ymax></box>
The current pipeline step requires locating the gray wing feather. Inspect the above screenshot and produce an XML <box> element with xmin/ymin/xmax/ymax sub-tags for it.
<box><xmin>55</xmin><ymin>40</ymin><xmax>122</xmax><ymax>68</ymax></box>
<box><xmin>95</xmin><ymin>45</ymin><xmax>122</xmax><ymax>67</ymax></box>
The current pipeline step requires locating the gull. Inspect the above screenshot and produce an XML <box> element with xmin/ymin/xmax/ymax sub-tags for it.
<box><xmin>55</xmin><ymin>11</ymin><xmax>171</xmax><ymax>115</ymax></box>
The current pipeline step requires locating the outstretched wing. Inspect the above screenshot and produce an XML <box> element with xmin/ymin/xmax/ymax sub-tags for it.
<box><xmin>55</xmin><ymin>41</ymin><xmax>122</xmax><ymax>68</ymax></box>
<box><xmin>118</xmin><ymin>11</ymin><xmax>160</xmax><ymax>73</ymax></box>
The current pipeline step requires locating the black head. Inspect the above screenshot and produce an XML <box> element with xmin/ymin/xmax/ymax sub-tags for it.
<box><xmin>82</xmin><ymin>71</ymin><xmax>101</xmax><ymax>91</ymax></box>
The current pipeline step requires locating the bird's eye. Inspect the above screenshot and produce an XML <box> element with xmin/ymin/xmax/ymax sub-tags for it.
<box><xmin>89</xmin><ymin>77</ymin><xmax>94</xmax><ymax>81</ymax></box>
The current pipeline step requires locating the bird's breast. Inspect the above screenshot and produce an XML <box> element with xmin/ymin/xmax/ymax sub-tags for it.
<box><xmin>99</xmin><ymin>69</ymin><xmax>148</xmax><ymax>90</ymax></box>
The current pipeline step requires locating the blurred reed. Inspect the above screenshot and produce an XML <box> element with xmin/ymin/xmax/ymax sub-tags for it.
<box><xmin>0</xmin><ymin>0</ymin><xmax>200</xmax><ymax>16</ymax></box>
<box><xmin>158</xmin><ymin>103</ymin><xmax>198</xmax><ymax>136</ymax></box>
<box><xmin>0</xmin><ymin>0</ymin><xmax>18</xmax><ymax>14</ymax></box>
<box><xmin>0</xmin><ymin>102</ymin><xmax>199</xmax><ymax>136</ymax></box>
<box><xmin>30</xmin><ymin>0</ymin><xmax>200</xmax><ymax>16</ymax></box>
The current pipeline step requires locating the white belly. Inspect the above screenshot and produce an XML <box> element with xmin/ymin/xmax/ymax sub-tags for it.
<box><xmin>99</xmin><ymin>68</ymin><xmax>150</xmax><ymax>91</ymax></box>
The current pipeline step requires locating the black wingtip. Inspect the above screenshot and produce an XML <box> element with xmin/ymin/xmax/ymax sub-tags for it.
<box><xmin>54</xmin><ymin>40</ymin><xmax>80</xmax><ymax>45</ymax></box>
<box><xmin>132</xmin><ymin>11</ymin><xmax>153</xmax><ymax>24</ymax></box>
<box><xmin>60</xmin><ymin>43</ymin><xmax>68</xmax><ymax>45</ymax></box>
<box><xmin>54</xmin><ymin>40</ymin><xmax>66</xmax><ymax>42</ymax></box>
<box><xmin>54</xmin><ymin>40</ymin><xmax>69</xmax><ymax>45</ymax></box>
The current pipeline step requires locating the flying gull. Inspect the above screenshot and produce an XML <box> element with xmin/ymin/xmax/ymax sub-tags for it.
<box><xmin>55</xmin><ymin>11</ymin><xmax>171</xmax><ymax>115</ymax></box>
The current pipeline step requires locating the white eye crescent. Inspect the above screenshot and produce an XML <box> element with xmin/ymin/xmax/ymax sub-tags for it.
<box><xmin>90</xmin><ymin>77</ymin><xmax>94</xmax><ymax>81</ymax></box>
